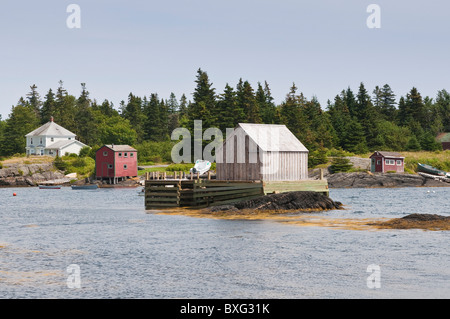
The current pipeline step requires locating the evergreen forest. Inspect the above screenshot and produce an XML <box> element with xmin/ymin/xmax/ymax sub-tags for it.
<box><xmin>1</xmin><ymin>69</ymin><xmax>448</xmax><ymax>165</ymax></box>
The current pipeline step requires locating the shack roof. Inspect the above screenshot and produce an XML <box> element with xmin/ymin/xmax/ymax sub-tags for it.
<box><xmin>230</xmin><ymin>123</ymin><xmax>309</xmax><ymax>152</ymax></box>
<box><xmin>100</xmin><ymin>145</ymin><xmax>137</xmax><ymax>152</ymax></box>
<box><xmin>370</xmin><ymin>151</ymin><xmax>405</xmax><ymax>159</ymax></box>
<box><xmin>437</xmin><ymin>132</ymin><xmax>450</xmax><ymax>142</ymax></box>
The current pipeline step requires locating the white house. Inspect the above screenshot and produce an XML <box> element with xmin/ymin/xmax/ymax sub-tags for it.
<box><xmin>25</xmin><ymin>117</ymin><xmax>88</xmax><ymax>156</ymax></box>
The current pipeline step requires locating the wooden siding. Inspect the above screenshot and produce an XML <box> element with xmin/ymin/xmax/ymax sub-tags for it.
<box><xmin>216</xmin><ymin>124</ymin><xmax>309</xmax><ymax>181</ymax></box>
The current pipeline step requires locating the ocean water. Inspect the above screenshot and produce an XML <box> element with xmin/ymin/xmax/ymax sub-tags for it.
<box><xmin>0</xmin><ymin>186</ymin><xmax>449</xmax><ymax>299</ymax></box>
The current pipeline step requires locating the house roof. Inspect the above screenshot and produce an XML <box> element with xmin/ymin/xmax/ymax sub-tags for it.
<box><xmin>101</xmin><ymin>145</ymin><xmax>137</xmax><ymax>152</ymax></box>
<box><xmin>25</xmin><ymin>120</ymin><xmax>76</xmax><ymax>137</ymax></box>
<box><xmin>437</xmin><ymin>132</ymin><xmax>450</xmax><ymax>143</ymax></box>
<box><xmin>370</xmin><ymin>151</ymin><xmax>405</xmax><ymax>159</ymax></box>
<box><xmin>46</xmin><ymin>140</ymin><xmax>87</xmax><ymax>150</ymax></box>
<box><xmin>231</xmin><ymin>123</ymin><xmax>309</xmax><ymax>152</ymax></box>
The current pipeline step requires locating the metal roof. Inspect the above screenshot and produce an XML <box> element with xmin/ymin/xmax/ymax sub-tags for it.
<box><xmin>437</xmin><ymin>132</ymin><xmax>450</xmax><ymax>143</ymax></box>
<box><xmin>103</xmin><ymin>145</ymin><xmax>137</xmax><ymax>152</ymax></box>
<box><xmin>370</xmin><ymin>151</ymin><xmax>405</xmax><ymax>159</ymax></box>
<box><xmin>25</xmin><ymin>120</ymin><xmax>76</xmax><ymax>137</ymax></box>
<box><xmin>46</xmin><ymin>140</ymin><xmax>87</xmax><ymax>150</ymax></box>
<box><xmin>234</xmin><ymin>123</ymin><xmax>309</xmax><ymax>152</ymax></box>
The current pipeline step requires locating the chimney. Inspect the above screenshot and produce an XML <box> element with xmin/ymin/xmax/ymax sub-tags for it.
<box><xmin>50</xmin><ymin>116</ymin><xmax>54</xmax><ymax>122</ymax></box>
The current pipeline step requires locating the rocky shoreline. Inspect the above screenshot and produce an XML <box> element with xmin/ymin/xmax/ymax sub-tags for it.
<box><xmin>327</xmin><ymin>172</ymin><xmax>450</xmax><ymax>188</ymax></box>
<box><xmin>0</xmin><ymin>163</ymin><xmax>70</xmax><ymax>187</ymax></box>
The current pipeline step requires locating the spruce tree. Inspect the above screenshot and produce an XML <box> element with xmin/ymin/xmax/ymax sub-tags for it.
<box><xmin>26</xmin><ymin>84</ymin><xmax>42</xmax><ymax>120</ymax></box>
<box><xmin>238</xmin><ymin>81</ymin><xmax>261</xmax><ymax>123</ymax></box>
<box><xmin>1</xmin><ymin>100</ymin><xmax>39</xmax><ymax>156</ymax></box>
<box><xmin>75</xmin><ymin>83</ymin><xmax>97</xmax><ymax>145</ymax></box>
<box><xmin>216</xmin><ymin>83</ymin><xmax>239</xmax><ymax>131</ymax></box>
<box><xmin>380</xmin><ymin>84</ymin><xmax>397</xmax><ymax>119</ymax></box>
<box><xmin>40</xmin><ymin>88</ymin><xmax>56</xmax><ymax>124</ymax></box>
<box><xmin>187</xmin><ymin>69</ymin><xmax>217</xmax><ymax>130</ymax></box>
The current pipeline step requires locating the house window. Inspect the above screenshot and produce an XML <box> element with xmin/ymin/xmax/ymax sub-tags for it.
<box><xmin>130</xmin><ymin>152</ymin><xmax>134</xmax><ymax>157</ymax></box>
<box><xmin>386</xmin><ymin>159</ymin><xmax>395</xmax><ymax>165</ymax></box>
<box><xmin>51</xmin><ymin>137</ymin><xmax>54</xmax><ymax>142</ymax></box>
<box><xmin>108</xmin><ymin>164</ymin><xmax>113</xmax><ymax>169</ymax></box>
<box><xmin>40</xmin><ymin>137</ymin><xmax>43</xmax><ymax>144</ymax></box>
<box><xmin>124</xmin><ymin>164</ymin><xmax>128</xmax><ymax>170</ymax></box>
<box><xmin>124</xmin><ymin>152</ymin><xmax>128</xmax><ymax>157</ymax></box>
<box><xmin>30</xmin><ymin>138</ymin><xmax>33</xmax><ymax>145</ymax></box>
<box><xmin>397</xmin><ymin>160</ymin><xmax>402</xmax><ymax>165</ymax></box>
<box><xmin>377</xmin><ymin>160</ymin><xmax>381</xmax><ymax>165</ymax></box>
<box><xmin>103</xmin><ymin>151</ymin><xmax>108</xmax><ymax>156</ymax></box>
<box><xmin>119</xmin><ymin>152</ymin><xmax>122</xmax><ymax>157</ymax></box>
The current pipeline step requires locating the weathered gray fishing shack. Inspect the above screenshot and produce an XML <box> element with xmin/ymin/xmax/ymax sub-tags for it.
<box><xmin>215</xmin><ymin>123</ymin><xmax>328</xmax><ymax>195</ymax></box>
<box><xmin>216</xmin><ymin>123</ymin><xmax>309</xmax><ymax>181</ymax></box>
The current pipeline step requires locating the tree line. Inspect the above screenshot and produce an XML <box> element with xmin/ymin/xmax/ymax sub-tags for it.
<box><xmin>1</xmin><ymin>69</ymin><xmax>449</xmax><ymax>163</ymax></box>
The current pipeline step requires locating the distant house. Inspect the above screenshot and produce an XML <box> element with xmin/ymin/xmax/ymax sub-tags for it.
<box><xmin>370</xmin><ymin>151</ymin><xmax>405</xmax><ymax>173</ymax></box>
<box><xmin>95</xmin><ymin>145</ymin><xmax>138</xmax><ymax>184</ymax></box>
<box><xmin>215</xmin><ymin>123</ymin><xmax>309</xmax><ymax>181</ymax></box>
<box><xmin>436</xmin><ymin>133</ymin><xmax>450</xmax><ymax>150</ymax></box>
<box><xmin>25</xmin><ymin>117</ymin><xmax>87</xmax><ymax>156</ymax></box>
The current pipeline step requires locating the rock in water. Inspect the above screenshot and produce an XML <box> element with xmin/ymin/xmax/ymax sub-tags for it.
<box><xmin>209</xmin><ymin>191</ymin><xmax>342</xmax><ymax>212</ymax></box>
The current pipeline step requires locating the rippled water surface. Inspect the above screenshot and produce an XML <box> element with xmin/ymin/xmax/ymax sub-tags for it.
<box><xmin>0</xmin><ymin>186</ymin><xmax>449</xmax><ymax>298</ymax></box>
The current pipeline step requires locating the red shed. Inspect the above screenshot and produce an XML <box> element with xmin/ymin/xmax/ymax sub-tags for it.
<box><xmin>95</xmin><ymin>145</ymin><xmax>138</xmax><ymax>184</ymax></box>
<box><xmin>370</xmin><ymin>151</ymin><xmax>404</xmax><ymax>173</ymax></box>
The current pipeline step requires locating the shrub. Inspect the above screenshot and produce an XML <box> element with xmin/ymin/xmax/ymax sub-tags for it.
<box><xmin>330</xmin><ymin>157</ymin><xmax>353</xmax><ymax>173</ymax></box>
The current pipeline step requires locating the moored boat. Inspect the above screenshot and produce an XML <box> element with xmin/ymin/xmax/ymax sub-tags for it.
<box><xmin>417</xmin><ymin>163</ymin><xmax>447</xmax><ymax>176</ymax></box>
<box><xmin>39</xmin><ymin>185</ymin><xmax>61</xmax><ymax>189</ymax></box>
<box><xmin>71</xmin><ymin>184</ymin><xmax>98</xmax><ymax>190</ymax></box>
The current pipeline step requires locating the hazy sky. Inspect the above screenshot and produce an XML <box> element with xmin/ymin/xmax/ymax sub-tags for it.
<box><xmin>1</xmin><ymin>0</ymin><xmax>450</xmax><ymax>119</ymax></box>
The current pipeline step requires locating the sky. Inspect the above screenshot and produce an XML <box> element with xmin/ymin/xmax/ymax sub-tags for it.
<box><xmin>1</xmin><ymin>0</ymin><xmax>450</xmax><ymax>119</ymax></box>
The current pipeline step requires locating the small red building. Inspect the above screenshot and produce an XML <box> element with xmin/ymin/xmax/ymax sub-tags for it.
<box><xmin>436</xmin><ymin>133</ymin><xmax>450</xmax><ymax>150</ymax></box>
<box><xmin>370</xmin><ymin>151</ymin><xmax>405</xmax><ymax>173</ymax></box>
<box><xmin>95</xmin><ymin>145</ymin><xmax>138</xmax><ymax>184</ymax></box>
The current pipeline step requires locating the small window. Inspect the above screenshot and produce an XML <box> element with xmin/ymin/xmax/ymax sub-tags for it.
<box><xmin>130</xmin><ymin>152</ymin><xmax>134</xmax><ymax>157</ymax></box>
<box><xmin>68</xmin><ymin>137</ymin><xmax>71</xmax><ymax>140</ymax></box>
<box><xmin>118</xmin><ymin>152</ymin><xmax>122</xmax><ymax>157</ymax></box>
<box><xmin>397</xmin><ymin>160</ymin><xmax>402</xmax><ymax>165</ymax></box>
<box><xmin>124</xmin><ymin>152</ymin><xmax>128</xmax><ymax>157</ymax></box>
<box><xmin>108</xmin><ymin>164</ymin><xmax>113</xmax><ymax>169</ymax></box>
<box><xmin>386</xmin><ymin>159</ymin><xmax>395</xmax><ymax>165</ymax></box>
<box><xmin>103</xmin><ymin>151</ymin><xmax>108</xmax><ymax>156</ymax></box>
<box><xmin>30</xmin><ymin>138</ymin><xmax>33</xmax><ymax>145</ymax></box>
<box><xmin>51</xmin><ymin>137</ymin><xmax>54</xmax><ymax>142</ymax></box>
<box><xmin>377</xmin><ymin>160</ymin><xmax>381</xmax><ymax>165</ymax></box>
<box><xmin>124</xmin><ymin>164</ymin><xmax>128</xmax><ymax>170</ymax></box>
<box><xmin>40</xmin><ymin>137</ymin><xmax>43</xmax><ymax>144</ymax></box>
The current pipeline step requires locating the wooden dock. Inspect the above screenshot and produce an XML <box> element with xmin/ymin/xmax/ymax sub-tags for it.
<box><xmin>145</xmin><ymin>179</ymin><xmax>264</xmax><ymax>209</ymax></box>
<box><xmin>144</xmin><ymin>169</ymin><xmax>330</xmax><ymax>209</ymax></box>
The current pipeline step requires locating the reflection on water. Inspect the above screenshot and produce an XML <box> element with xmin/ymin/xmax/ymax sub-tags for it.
<box><xmin>0</xmin><ymin>186</ymin><xmax>449</xmax><ymax>298</ymax></box>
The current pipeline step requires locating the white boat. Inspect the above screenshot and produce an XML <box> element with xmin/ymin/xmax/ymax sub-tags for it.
<box><xmin>189</xmin><ymin>160</ymin><xmax>212</xmax><ymax>175</ymax></box>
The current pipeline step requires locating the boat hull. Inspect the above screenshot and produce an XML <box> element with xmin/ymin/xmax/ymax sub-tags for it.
<box><xmin>417</xmin><ymin>163</ymin><xmax>446</xmax><ymax>176</ymax></box>
<box><xmin>71</xmin><ymin>185</ymin><xmax>98</xmax><ymax>190</ymax></box>
<box><xmin>39</xmin><ymin>185</ymin><xmax>61</xmax><ymax>189</ymax></box>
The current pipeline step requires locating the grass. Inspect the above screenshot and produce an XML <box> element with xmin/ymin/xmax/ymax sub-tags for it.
<box><xmin>352</xmin><ymin>150</ymin><xmax>450</xmax><ymax>173</ymax></box>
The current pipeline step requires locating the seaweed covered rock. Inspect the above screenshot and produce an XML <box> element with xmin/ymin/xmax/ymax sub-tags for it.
<box><xmin>369</xmin><ymin>213</ymin><xmax>450</xmax><ymax>230</ymax></box>
<box><xmin>209</xmin><ymin>191</ymin><xmax>343</xmax><ymax>213</ymax></box>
